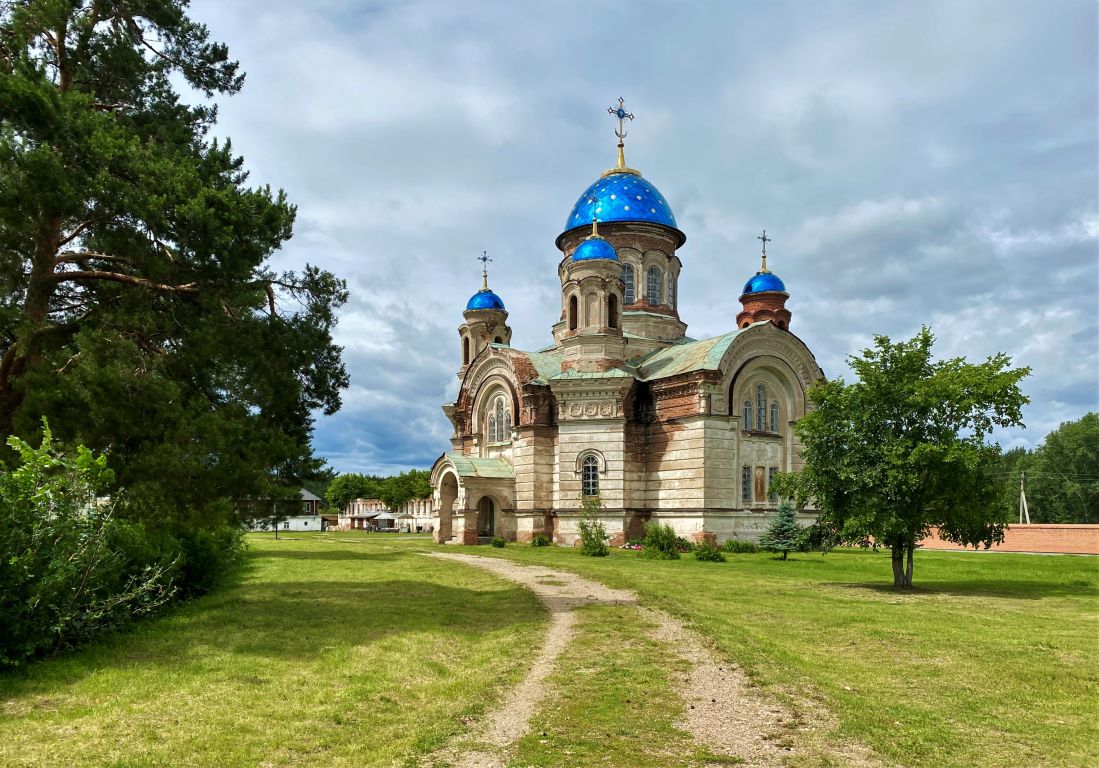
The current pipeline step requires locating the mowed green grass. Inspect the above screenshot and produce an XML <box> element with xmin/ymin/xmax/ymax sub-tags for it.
<box><xmin>478</xmin><ymin>543</ymin><xmax>1099</xmax><ymax>768</ymax></box>
<box><xmin>0</xmin><ymin>533</ymin><xmax>546</xmax><ymax>768</ymax></box>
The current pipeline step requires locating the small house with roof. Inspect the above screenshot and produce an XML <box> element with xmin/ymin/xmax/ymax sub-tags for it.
<box><xmin>430</xmin><ymin>100</ymin><xmax>823</xmax><ymax>546</ymax></box>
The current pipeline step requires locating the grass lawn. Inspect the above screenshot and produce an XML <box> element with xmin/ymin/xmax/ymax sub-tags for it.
<box><xmin>0</xmin><ymin>533</ymin><xmax>546</xmax><ymax>768</ymax></box>
<box><xmin>477</xmin><ymin>543</ymin><xmax>1099</xmax><ymax>768</ymax></box>
<box><xmin>2</xmin><ymin>534</ymin><xmax>1094</xmax><ymax>767</ymax></box>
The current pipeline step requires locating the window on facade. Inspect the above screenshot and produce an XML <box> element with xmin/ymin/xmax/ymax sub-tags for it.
<box><xmin>568</xmin><ymin>295</ymin><xmax>578</xmax><ymax>331</ymax></box>
<box><xmin>608</xmin><ymin>293</ymin><xmax>619</xmax><ymax>329</ymax></box>
<box><xmin>646</xmin><ymin>266</ymin><xmax>663</xmax><ymax>305</ymax></box>
<box><xmin>462</xmin><ymin>336</ymin><xmax>470</xmax><ymax>365</ymax></box>
<box><xmin>741</xmin><ymin>465</ymin><xmax>752</xmax><ymax>502</ymax></box>
<box><xmin>487</xmin><ymin>395</ymin><xmax>512</xmax><ymax>443</ymax></box>
<box><xmin>770</xmin><ymin>402</ymin><xmax>779</xmax><ymax>433</ymax></box>
<box><xmin>756</xmin><ymin>384</ymin><xmax>766</xmax><ymax>431</ymax></box>
<box><xmin>582</xmin><ymin>455</ymin><xmax>600</xmax><ymax>497</ymax></box>
<box><xmin>282</xmin><ymin>522</ymin><xmax>289</xmax><ymax>530</ymax></box>
<box><xmin>621</xmin><ymin>264</ymin><xmax>635</xmax><ymax>304</ymax></box>
<box><xmin>768</xmin><ymin>467</ymin><xmax>778</xmax><ymax>501</ymax></box>
<box><xmin>668</xmin><ymin>273</ymin><xmax>676</xmax><ymax>308</ymax></box>
<box><xmin>742</xmin><ymin>400</ymin><xmax>753</xmax><ymax>427</ymax></box>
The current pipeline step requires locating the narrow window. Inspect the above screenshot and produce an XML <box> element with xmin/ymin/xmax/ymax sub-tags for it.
<box><xmin>742</xmin><ymin>400</ymin><xmax>753</xmax><ymax>428</ymax></box>
<box><xmin>646</xmin><ymin>266</ymin><xmax>663</xmax><ymax>305</ymax></box>
<box><xmin>494</xmin><ymin>336</ymin><xmax>502</xmax><ymax>344</ymax></box>
<box><xmin>741</xmin><ymin>465</ymin><xmax>752</xmax><ymax>502</ymax></box>
<box><xmin>756</xmin><ymin>384</ymin><xmax>766</xmax><ymax>431</ymax></box>
<box><xmin>667</xmin><ymin>273</ymin><xmax>676</xmax><ymax>308</ymax></box>
<box><xmin>621</xmin><ymin>264</ymin><xmax>635</xmax><ymax>304</ymax></box>
<box><xmin>770</xmin><ymin>402</ymin><xmax>779</xmax><ymax>433</ymax></box>
<box><xmin>582</xmin><ymin>455</ymin><xmax>600</xmax><ymax>497</ymax></box>
<box><xmin>608</xmin><ymin>293</ymin><xmax>619</xmax><ymax>329</ymax></box>
<box><xmin>568</xmin><ymin>295</ymin><xmax>578</xmax><ymax>331</ymax></box>
<box><xmin>768</xmin><ymin>467</ymin><xmax>778</xmax><ymax>501</ymax></box>
<box><xmin>487</xmin><ymin>413</ymin><xmax>496</xmax><ymax>443</ymax></box>
<box><xmin>462</xmin><ymin>336</ymin><xmax>470</xmax><ymax>365</ymax></box>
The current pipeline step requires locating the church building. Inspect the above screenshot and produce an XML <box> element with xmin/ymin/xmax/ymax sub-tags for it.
<box><xmin>430</xmin><ymin>100</ymin><xmax>824</xmax><ymax>546</ymax></box>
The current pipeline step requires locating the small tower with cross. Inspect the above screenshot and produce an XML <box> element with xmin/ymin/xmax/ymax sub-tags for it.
<box><xmin>737</xmin><ymin>229</ymin><xmax>792</xmax><ymax>331</ymax></box>
<box><xmin>458</xmin><ymin>251</ymin><xmax>512</xmax><ymax>375</ymax></box>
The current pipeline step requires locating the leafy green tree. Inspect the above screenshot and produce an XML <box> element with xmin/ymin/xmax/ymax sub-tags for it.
<box><xmin>1025</xmin><ymin>414</ymin><xmax>1098</xmax><ymax>523</ymax></box>
<box><xmin>325</xmin><ymin>473</ymin><xmax>379</xmax><ymax>512</ymax></box>
<box><xmin>773</xmin><ymin>327</ymin><xmax>1029</xmax><ymax>587</ymax></box>
<box><xmin>577</xmin><ymin>495</ymin><xmax>609</xmax><ymax>556</ymax></box>
<box><xmin>758</xmin><ymin>501</ymin><xmax>804</xmax><ymax>560</ymax></box>
<box><xmin>0</xmin><ymin>3</ymin><xmax>347</xmax><ymax>537</ymax></box>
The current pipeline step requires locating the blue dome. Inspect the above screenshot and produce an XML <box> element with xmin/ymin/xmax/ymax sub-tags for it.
<box><xmin>466</xmin><ymin>289</ymin><xmax>505</xmax><ymax>311</ymax></box>
<box><xmin>561</xmin><ymin>172</ymin><xmax>683</xmax><ymax>245</ymax></box>
<box><xmin>572</xmin><ymin>237</ymin><xmax>619</xmax><ymax>262</ymax></box>
<box><xmin>742</xmin><ymin>272</ymin><xmax>787</xmax><ymax>295</ymax></box>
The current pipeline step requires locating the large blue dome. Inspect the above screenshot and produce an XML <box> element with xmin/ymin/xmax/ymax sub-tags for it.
<box><xmin>572</xmin><ymin>237</ymin><xmax>619</xmax><ymax>262</ymax></box>
<box><xmin>742</xmin><ymin>272</ymin><xmax>787</xmax><ymax>295</ymax></box>
<box><xmin>466</xmin><ymin>289</ymin><xmax>505</xmax><ymax>311</ymax></box>
<box><xmin>561</xmin><ymin>172</ymin><xmax>683</xmax><ymax>245</ymax></box>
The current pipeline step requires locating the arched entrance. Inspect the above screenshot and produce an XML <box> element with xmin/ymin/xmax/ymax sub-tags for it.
<box><xmin>478</xmin><ymin>496</ymin><xmax>495</xmax><ymax>538</ymax></box>
<box><xmin>436</xmin><ymin>472</ymin><xmax>457</xmax><ymax>543</ymax></box>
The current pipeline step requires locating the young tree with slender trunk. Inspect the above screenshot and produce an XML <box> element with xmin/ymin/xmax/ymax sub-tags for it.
<box><xmin>772</xmin><ymin>327</ymin><xmax>1029</xmax><ymax>587</ymax></box>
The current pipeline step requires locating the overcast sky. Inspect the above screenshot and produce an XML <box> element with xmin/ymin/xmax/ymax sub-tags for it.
<box><xmin>190</xmin><ymin>0</ymin><xmax>1098</xmax><ymax>475</ymax></box>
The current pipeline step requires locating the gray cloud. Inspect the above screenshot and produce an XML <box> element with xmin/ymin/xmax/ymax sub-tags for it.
<box><xmin>190</xmin><ymin>0</ymin><xmax>1098</xmax><ymax>472</ymax></box>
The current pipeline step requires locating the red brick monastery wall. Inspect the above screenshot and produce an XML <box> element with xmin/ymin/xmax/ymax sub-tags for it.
<box><xmin>919</xmin><ymin>524</ymin><xmax>1099</xmax><ymax>555</ymax></box>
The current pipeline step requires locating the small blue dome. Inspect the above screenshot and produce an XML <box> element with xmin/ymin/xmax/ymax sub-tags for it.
<box><xmin>466</xmin><ymin>289</ymin><xmax>505</xmax><ymax>311</ymax></box>
<box><xmin>572</xmin><ymin>237</ymin><xmax>619</xmax><ymax>262</ymax></box>
<box><xmin>742</xmin><ymin>272</ymin><xmax>787</xmax><ymax>295</ymax></box>
<box><xmin>561</xmin><ymin>172</ymin><xmax>683</xmax><ymax>245</ymax></box>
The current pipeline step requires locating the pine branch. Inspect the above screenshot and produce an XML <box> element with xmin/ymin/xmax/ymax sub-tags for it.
<box><xmin>50</xmin><ymin>270</ymin><xmax>199</xmax><ymax>294</ymax></box>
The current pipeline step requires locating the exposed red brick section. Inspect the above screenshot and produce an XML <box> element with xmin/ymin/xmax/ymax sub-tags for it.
<box><xmin>920</xmin><ymin>524</ymin><xmax>1099</xmax><ymax>555</ymax></box>
<box><xmin>692</xmin><ymin>531</ymin><xmax>717</xmax><ymax>545</ymax></box>
<box><xmin>737</xmin><ymin>291</ymin><xmax>791</xmax><ymax>330</ymax></box>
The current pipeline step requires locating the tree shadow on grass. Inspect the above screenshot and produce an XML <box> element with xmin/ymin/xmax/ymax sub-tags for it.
<box><xmin>832</xmin><ymin>580</ymin><xmax>1098</xmax><ymax>600</ymax></box>
<box><xmin>249</xmin><ymin>548</ymin><xmax>404</xmax><ymax>561</ymax></box>
<box><xmin>0</xmin><ymin>577</ymin><xmax>543</xmax><ymax>700</ymax></box>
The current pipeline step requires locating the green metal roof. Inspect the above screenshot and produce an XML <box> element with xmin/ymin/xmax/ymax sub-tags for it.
<box><xmin>634</xmin><ymin>328</ymin><xmax>746</xmax><ymax>381</ymax></box>
<box><xmin>444</xmin><ymin>454</ymin><xmax>516</xmax><ymax>479</ymax></box>
<box><xmin>549</xmin><ymin>367</ymin><xmax>636</xmax><ymax>381</ymax></box>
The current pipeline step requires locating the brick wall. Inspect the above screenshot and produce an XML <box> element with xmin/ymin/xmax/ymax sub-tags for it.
<box><xmin>920</xmin><ymin>524</ymin><xmax>1099</xmax><ymax>555</ymax></box>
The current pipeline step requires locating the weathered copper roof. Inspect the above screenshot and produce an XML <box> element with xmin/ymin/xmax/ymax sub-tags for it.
<box><xmin>444</xmin><ymin>453</ymin><xmax>516</xmax><ymax>479</ymax></box>
<box><xmin>633</xmin><ymin>328</ymin><xmax>748</xmax><ymax>381</ymax></box>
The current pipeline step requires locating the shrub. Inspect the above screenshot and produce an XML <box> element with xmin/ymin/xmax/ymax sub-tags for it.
<box><xmin>721</xmin><ymin>538</ymin><xmax>759</xmax><ymax>554</ymax></box>
<box><xmin>0</xmin><ymin>421</ymin><xmax>176</xmax><ymax>668</ymax></box>
<box><xmin>577</xmin><ymin>495</ymin><xmax>609</xmax><ymax>556</ymax></box>
<box><xmin>675</xmin><ymin>536</ymin><xmax>694</xmax><ymax>553</ymax></box>
<box><xmin>641</xmin><ymin>523</ymin><xmax>680</xmax><ymax>560</ymax></box>
<box><xmin>530</xmin><ymin>534</ymin><xmax>551</xmax><ymax>547</ymax></box>
<box><xmin>490</xmin><ymin>537</ymin><xmax>506</xmax><ymax>548</ymax></box>
<box><xmin>693</xmin><ymin>539</ymin><xmax>726</xmax><ymax>562</ymax></box>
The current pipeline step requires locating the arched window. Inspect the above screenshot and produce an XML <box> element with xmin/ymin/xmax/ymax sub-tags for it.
<box><xmin>667</xmin><ymin>273</ymin><xmax>676</xmax><ymax>308</ymax></box>
<box><xmin>742</xmin><ymin>400</ymin><xmax>753</xmax><ymax>427</ymax></box>
<box><xmin>486</xmin><ymin>394</ymin><xmax>512</xmax><ymax>443</ymax></box>
<box><xmin>494</xmin><ymin>336</ymin><xmax>502</xmax><ymax>344</ymax></box>
<box><xmin>756</xmin><ymin>384</ymin><xmax>766</xmax><ymax>431</ymax></box>
<box><xmin>621</xmin><ymin>264</ymin><xmax>635</xmax><ymax>304</ymax></box>
<box><xmin>568</xmin><ymin>295</ymin><xmax>578</xmax><ymax>331</ymax></box>
<box><xmin>769</xmin><ymin>402</ymin><xmax>779</xmax><ymax>433</ymax></box>
<box><xmin>582</xmin><ymin>455</ymin><xmax>599</xmax><ymax>497</ymax></box>
<box><xmin>608</xmin><ymin>293</ymin><xmax>619</xmax><ymax>329</ymax></box>
<box><xmin>646</xmin><ymin>266</ymin><xmax>663</xmax><ymax>305</ymax></box>
<box><xmin>462</xmin><ymin>336</ymin><xmax>470</xmax><ymax>365</ymax></box>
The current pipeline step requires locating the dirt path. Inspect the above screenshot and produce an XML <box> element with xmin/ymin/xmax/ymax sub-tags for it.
<box><xmin>422</xmin><ymin>552</ymin><xmax>881</xmax><ymax>768</ymax></box>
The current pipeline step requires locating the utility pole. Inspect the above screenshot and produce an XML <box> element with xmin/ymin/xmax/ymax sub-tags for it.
<box><xmin>1019</xmin><ymin>472</ymin><xmax>1031</xmax><ymax>525</ymax></box>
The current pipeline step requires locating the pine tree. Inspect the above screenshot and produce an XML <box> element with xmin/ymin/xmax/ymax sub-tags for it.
<box><xmin>759</xmin><ymin>501</ymin><xmax>803</xmax><ymax>560</ymax></box>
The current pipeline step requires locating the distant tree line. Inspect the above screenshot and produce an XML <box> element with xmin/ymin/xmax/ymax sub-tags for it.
<box><xmin>325</xmin><ymin>470</ymin><xmax>433</xmax><ymax>512</ymax></box>
<box><xmin>991</xmin><ymin>413</ymin><xmax>1098</xmax><ymax>524</ymax></box>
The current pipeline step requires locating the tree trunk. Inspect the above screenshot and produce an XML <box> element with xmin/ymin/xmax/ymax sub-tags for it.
<box><xmin>891</xmin><ymin>539</ymin><xmax>915</xmax><ymax>588</ymax></box>
<box><xmin>781</xmin><ymin>550</ymin><xmax>788</xmax><ymax>561</ymax></box>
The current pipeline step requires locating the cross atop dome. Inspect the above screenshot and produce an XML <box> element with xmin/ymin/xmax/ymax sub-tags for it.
<box><xmin>478</xmin><ymin>250</ymin><xmax>492</xmax><ymax>289</ymax></box>
<box><xmin>604</xmin><ymin>97</ymin><xmax>640</xmax><ymax>177</ymax></box>
<box><xmin>757</xmin><ymin>229</ymin><xmax>771</xmax><ymax>273</ymax></box>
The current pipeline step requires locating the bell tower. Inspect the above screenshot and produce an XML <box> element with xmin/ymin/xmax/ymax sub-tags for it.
<box><xmin>458</xmin><ymin>252</ymin><xmax>511</xmax><ymax>376</ymax></box>
<box><xmin>553</xmin><ymin>220</ymin><xmax>626</xmax><ymax>372</ymax></box>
